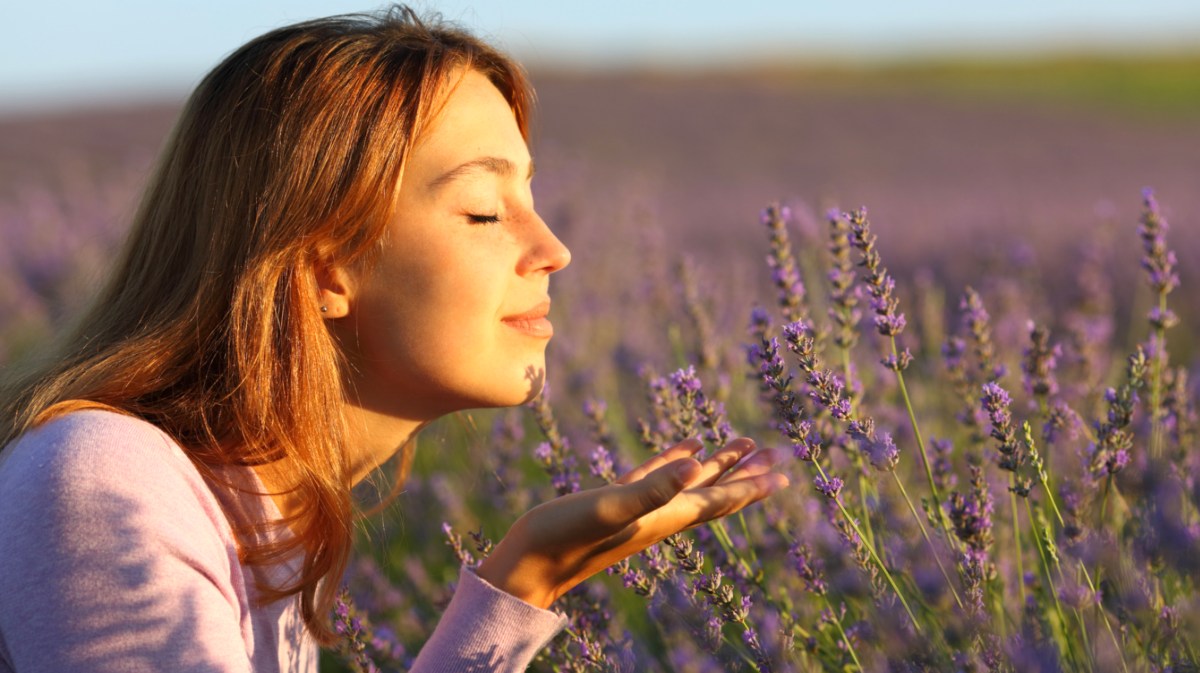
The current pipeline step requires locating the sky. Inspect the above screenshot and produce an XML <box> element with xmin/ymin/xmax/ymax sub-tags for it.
<box><xmin>3</xmin><ymin>0</ymin><xmax>1200</xmax><ymax>112</ymax></box>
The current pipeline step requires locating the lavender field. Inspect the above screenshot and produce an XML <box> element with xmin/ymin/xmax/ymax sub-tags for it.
<box><xmin>3</xmin><ymin>60</ymin><xmax>1200</xmax><ymax>670</ymax></box>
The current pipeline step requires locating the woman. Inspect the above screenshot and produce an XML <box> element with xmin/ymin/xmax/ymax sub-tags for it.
<box><xmin>0</xmin><ymin>7</ymin><xmax>788</xmax><ymax>672</ymax></box>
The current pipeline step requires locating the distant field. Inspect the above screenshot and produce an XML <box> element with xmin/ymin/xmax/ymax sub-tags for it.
<box><xmin>739</xmin><ymin>54</ymin><xmax>1200</xmax><ymax>119</ymax></box>
<box><xmin>1</xmin><ymin>55</ymin><xmax>1198</xmax><ymax>360</ymax></box>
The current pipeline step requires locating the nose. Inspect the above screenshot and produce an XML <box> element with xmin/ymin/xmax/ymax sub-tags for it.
<box><xmin>520</xmin><ymin>210</ymin><xmax>571</xmax><ymax>275</ymax></box>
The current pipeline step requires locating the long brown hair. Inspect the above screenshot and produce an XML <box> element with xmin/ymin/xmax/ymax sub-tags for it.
<box><xmin>0</xmin><ymin>5</ymin><xmax>533</xmax><ymax>644</ymax></box>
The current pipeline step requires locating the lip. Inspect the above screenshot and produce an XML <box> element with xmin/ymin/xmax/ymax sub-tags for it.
<box><xmin>501</xmin><ymin>300</ymin><xmax>553</xmax><ymax>339</ymax></box>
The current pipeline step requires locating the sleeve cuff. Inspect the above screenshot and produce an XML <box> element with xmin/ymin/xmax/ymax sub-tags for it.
<box><xmin>409</xmin><ymin>565</ymin><xmax>567</xmax><ymax>673</ymax></box>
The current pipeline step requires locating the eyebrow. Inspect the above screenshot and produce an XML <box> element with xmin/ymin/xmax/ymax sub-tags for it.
<box><xmin>427</xmin><ymin>156</ymin><xmax>535</xmax><ymax>190</ymax></box>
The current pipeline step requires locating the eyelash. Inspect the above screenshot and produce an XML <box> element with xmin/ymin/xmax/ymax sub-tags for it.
<box><xmin>467</xmin><ymin>213</ymin><xmax>501</xmax><ymax>225</ymax></box>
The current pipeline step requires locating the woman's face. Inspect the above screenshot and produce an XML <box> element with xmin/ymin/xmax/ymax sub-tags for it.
<box><xmin>335</xmin><ymin>69</ymin><xmax>571</xmax><ymax>421</ymax></box>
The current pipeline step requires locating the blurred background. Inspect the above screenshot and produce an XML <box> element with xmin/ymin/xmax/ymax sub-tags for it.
<box><xmin>2</xmin><ymin>0</ymin><xmax>1199</xmax><ymax>365</ymax></box>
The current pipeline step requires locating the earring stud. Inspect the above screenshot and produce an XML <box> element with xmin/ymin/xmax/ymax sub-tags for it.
<box><xmin>320</xmin><ymin>305</ymin><xmax>328</xmax><ymax>313</ymax></box>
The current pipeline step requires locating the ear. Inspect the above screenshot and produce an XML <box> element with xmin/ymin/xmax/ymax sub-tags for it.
<box><xmin>313</xmin><ymin>257</ymin><xmax>356</xmax><ymax>319</ymax></box>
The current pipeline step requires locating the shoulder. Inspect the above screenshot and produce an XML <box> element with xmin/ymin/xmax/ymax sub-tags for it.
<box><xmin>1</xmin><ymin>409</ymin><xmax>210</xmax><ymax>514</ymax></box>
<box><xmin>0</xmin><ymin>408</ymin><xmax>236</xmax><ymax>562</ymax></box>
<box><xmin>0</xmin><ymin>410</ymin><xmax>259</xmax><ymax>670</ymax></box>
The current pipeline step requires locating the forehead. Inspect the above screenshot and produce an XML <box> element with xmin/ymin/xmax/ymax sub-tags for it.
<box><xmin>407</xmin><ymin>70</ymin><xmax>529</xmax><ymax>178</ymax></box>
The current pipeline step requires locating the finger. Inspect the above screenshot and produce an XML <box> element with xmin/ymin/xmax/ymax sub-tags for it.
<box><xmin>688</xmin><ymin>438</ymin><xmax>757</xmax><ymax>487</ymax></box>
<box><xmin>714</xmin><ymin>448</ymin><xmax>784</xmax><ymax>485</ymax></box>
<box><xmin>596</xmin><ymin>457</ymin><xmax>702</xmax><ymax>528</ymax></box>
<box><xmin>615</xmin><ymin>438</ymin><xmax>704</xmax><ymax>485</ymax></box>
<box><xmin>699</xmin><ymin>473</ymin><xmax>789</xmax><ymax>521</ymax></box>
<box><xmin>657</xmin><ymin>472</ymin><xmax>791</xmax><ymax>532</ymax></box>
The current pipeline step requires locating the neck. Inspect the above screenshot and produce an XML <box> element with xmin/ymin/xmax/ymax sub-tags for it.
<box><xmin>341</xmin><ymin>401</ymin><xmax>428</xmax><ymax>486</ymax></box>
<box><xmin>253</xmin><ymin>401</ymin><xmax>428</xmax><ymax>521</ymax></box>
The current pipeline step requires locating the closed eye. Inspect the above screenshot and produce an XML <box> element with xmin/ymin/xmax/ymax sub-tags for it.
<box><xmin>467</xmin><ymin>213</ymin><xmax>501</xmax><ymax>225</ymax></box>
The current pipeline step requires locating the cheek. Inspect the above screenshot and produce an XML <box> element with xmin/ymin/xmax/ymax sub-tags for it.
<box><xmin>358</xmin><ymin>252</ymin><xmax>506</xmax><ymax>372</ymax></box>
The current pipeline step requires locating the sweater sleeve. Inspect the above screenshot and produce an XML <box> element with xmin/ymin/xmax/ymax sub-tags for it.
<box><xmin>0</xmin><ymin>411</ymin><xmax>254</xmax><ymax>673</ymax></box>
<box><xmin>409</xmin><ymin>567</ymin><xmax>567</xmax><ymax>673</ymax></box>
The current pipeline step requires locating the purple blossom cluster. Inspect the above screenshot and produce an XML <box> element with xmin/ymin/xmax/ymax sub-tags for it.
<box><xmin>762</xmin><ymin>203</ymin><xmax>807</xmax><ymax>325</ymax></box>
<box><xmin>846</xmin><ymin>208</ymin><xmax>907</xmax><ymax>338</ymax></box>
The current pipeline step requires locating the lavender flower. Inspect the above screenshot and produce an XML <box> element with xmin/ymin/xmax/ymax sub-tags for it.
<box><xmin>1138</xmin><ymin>187</ymin><xmax>1180</xmax><ymax>300</ymax></box>
<box><xmin>790</xmin><ymin>542</ymin><xmax>828</xmax><ymax>595</ymax></box>
<box><xmin>677</xmin><ymin>255</ymin><xmax>720</xmax><ymax>370</ymax></box>
<box><xmin>947</xmin><ymin>465</ymin><xmax>995</xmax><ymax>553</ymax></box>
<box><xmin>748</xmin><ymin>306</ymin><xmax>773</xmax><ymax>354</ymax></box>
<box><xmin>333</xmin><ymin>590</ymin><xmax>385</xmax><ymax>673</ymax></box>
<box><xmin>669</xmin><ymin>365</ymin><xmax>735</xmax><ymax>445</ymax></box>
<box><xmin>666</xmin><ymin>366</ymin><xmax>701</xmax><ymax>439</ymax></box>
<box><xmin>530</xmin><ymin>390</ymin><xmax>583</xmax><ymax>495</ymax></box>
<box><xmin>588</xmin><ymin>445</ymin><xmax>617</xmax><ymax>483</ymax></box>
<box><xmin>1163</xmin><ymin>366</ymin><xmax>1198</xmax><ymax>449</ymax></box>
<box><xmin>829</xmin><ymin>508</ymin><xmax>885</xmax><ymax>600</ymax></box>
<box><xmin>1090</xmin><ymin>346</ymin><xmax>1148</xmax><ymax>476</ymax></box>
<box><xmin>981</xmin><ymin>381</ymin><xmax>1030</xmax><ymax>495</ymax></box>
<box><xmin>947</xmin><ymin>466</ymin><xmax>996</xmax><ymax>616</ymax></box>
<box><xmin>826</xmin><ymin>208</ymin><xmax>863</xmax><ymax>352</ymax></box>
<box><xmin>753</xmin><ymin>333</ymin><xmax>820</xmax><ymax>459</ymax></box>
<box><xmin>847</xmin><ymin>207</ymin><xmax>906</xmax><ymax>337</ymax></box>
<box><xmin>1021</xmin><ymin>322</ymin><xmax>1061</xmax><ymax>401</ymax></box>
<box><xmin>960</xmin><ymin>286</ymin><xmax>1004</xmax><ymax>383</ymax></box>
<box><xmin>442</xmin><ymin>522</ymin><xmax>475</xmax><ymax>567</ymax></box>
<box><xmin>582</xmin><ymin>398</ymin><xmax>614</xmax><ymax>447</ymax></box>
<box><xmin>1042</xmin><ymin>401</ymin><xmax>1081</xmax><ymax>445</ymax></box>
<box><xmin>814</xmin><ymin>474</ymin><xmax>844</xmax><ymax>500</ymax></box>
<box><xmin>931</xmin><ymin>438</ymin><xmax>957</xmax><ymax>491</ymax></box>
<box><xmin>762</xmin><ymin>203</ymin><xmax>806</xmax><ymax>324</ymax></box>
<box><xmin>783</xmin><ymin>320</ymin><xmax>850</xmax><ymax>420</ymax></box>
<box><xmin>784</xmin><ymin>320</ymin><xmax>902</xmax><ymax>474</ymax></box>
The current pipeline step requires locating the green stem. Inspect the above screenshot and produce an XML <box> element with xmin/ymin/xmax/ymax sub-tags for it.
<box><xmin>820</xmin><ymin>595</ymin><xmax>864</xmax><ymax>671</ymax></box>
<box><xmin>890</xmin><ymin>338</ymin><xmax>956</xmax><ymax>551</ymax></box>
<box><xmin>710</xmin><ymin>519</ymin><xmax>757</xmax><ymax>581</ymax></box>
<box><xmin>1149</xmin><ymin>293</ymin><xmax>1167</xmax><ymax>458</ymax></box>
<box><xmin>1010</xmin><ymin>480</ymin><xmax>1027</xmax><ymax>608</ymax></box>
<box><xmin>813</xmin><ymin>461</ymin><xmax>923</xmax><ymax>633</ymax></box>
<box><xmin>857</xmin><ymin>464</ymin><xmax>880</xmax><ymax>557</ymax></box>
<box><xmin>1099</xmin><ymin>474</ymin><xmax>1113</xmax><ymax>531</ymax></box>
<box><xmin>891</xmin><ymin>471</ymin><xmax>964</xmax><ymax>610</ymax></box>
<box><xmin>842</xmin><ymin>347</ymin><xmax>881</xmax><ymax>556</ymax></box>
<box><xmin>1025</xmin><ymin>500</ymin><xmax>1083</xmax><ymax>673</ymax></box>
<box><xmin>1033</xmin><ymin>466</ymin><xmax>1100</xmax><ymax>668</ymax></box>
<box><xmin>1078</xmin><ymin>563</ymin><xmax>1131</xmax><ymax>673</ymax></box>
<box><xmin>735</xmin><ymin>511</ymin><xmax>760</xmax><ymax>569</ymax></box>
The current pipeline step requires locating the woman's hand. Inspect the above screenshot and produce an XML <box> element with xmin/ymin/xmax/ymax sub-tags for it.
<box><xmin>475</xmin><ymin>437</ymin><xmax>789</xmax><ymax>609</ymax></box>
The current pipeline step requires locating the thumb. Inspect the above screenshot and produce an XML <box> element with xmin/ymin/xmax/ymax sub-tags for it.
<box><xmin>604</xmin><ymin>458</ymin><xmax>701</xmax><ymax>526</ymax></box>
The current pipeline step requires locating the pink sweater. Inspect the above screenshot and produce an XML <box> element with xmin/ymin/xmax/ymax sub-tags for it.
<box><xmin>0</xmin><ymin>410</ymin><xmax>566</xmax><ymax>672</ymax></box>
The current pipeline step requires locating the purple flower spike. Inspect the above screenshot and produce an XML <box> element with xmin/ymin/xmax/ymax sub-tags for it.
<box><xmin>790</xmin><ymin>543</ymin><xmax>828</xmax><ymax>595</ymax></box>
<box><xmin>827</xmin><ymin>208</ymin><xmax>863</xmax><ymax>353</ymax></box>
<box><xmin>1139</xmin><ymin>188</ymin><xmax>1180</xmax><ymax>298</ymax></box>
<box><xmin>869</xmin><ymin>432</ymin><xmax>900</xmax><ymax>472</ymax></box>
<box><xmin>814</xmin><ymin>474</ymin><xmax>844</xmax><ymax>499</ymax></box>
<box><xmin>981</xmin><ymin>382</ymin><xmax>1012</xmax><ymax>423</ymax></box>
<box><xmin>1021</xmin><ymin>322</ymin><xmax>1061</xmax><ymax>400</ymax></box>
<box><xmin>589</xmin><ymin>445</ymin><xmax>616</xmax><ymax>482</ymax></box>
<box><xmin>762</xmin><ymin>203</ymin><xmax>807</xmax><ymax>323</ymax></box>
<box><xmin>669</xmin><ymin>365</ymin><xmax>703</xmax><ymax>395</ymax></box>
<box><xmin>847</xmin><ymin>207</ymin><xmax>907</xmax><ymax>338</ymax></box>
<box><xmin>981</xmin><ymin>381</ymin><xmax>1029</xmax><ymax>492</ymax></box>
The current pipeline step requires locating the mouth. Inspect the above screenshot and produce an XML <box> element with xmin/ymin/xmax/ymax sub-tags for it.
<box><xmin>501</xmin><ymin>300</ymin><xmax>553</xmax><ymax>339</ymax></box>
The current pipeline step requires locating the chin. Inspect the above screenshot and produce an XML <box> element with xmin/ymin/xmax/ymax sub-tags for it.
<box><xmin>441</xmin><ymin>361</ymin><xmax>547</xmax><ymax>412</ymax></box>
<box><xmin>501</xmin><ymin>364</ymin><xmax>547</xmax><ymax>407</ymax></box>
<box><xmin>477</xmin><ymin>362</ymin><xmax>548</xmax><ymax>409</ymax></box>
